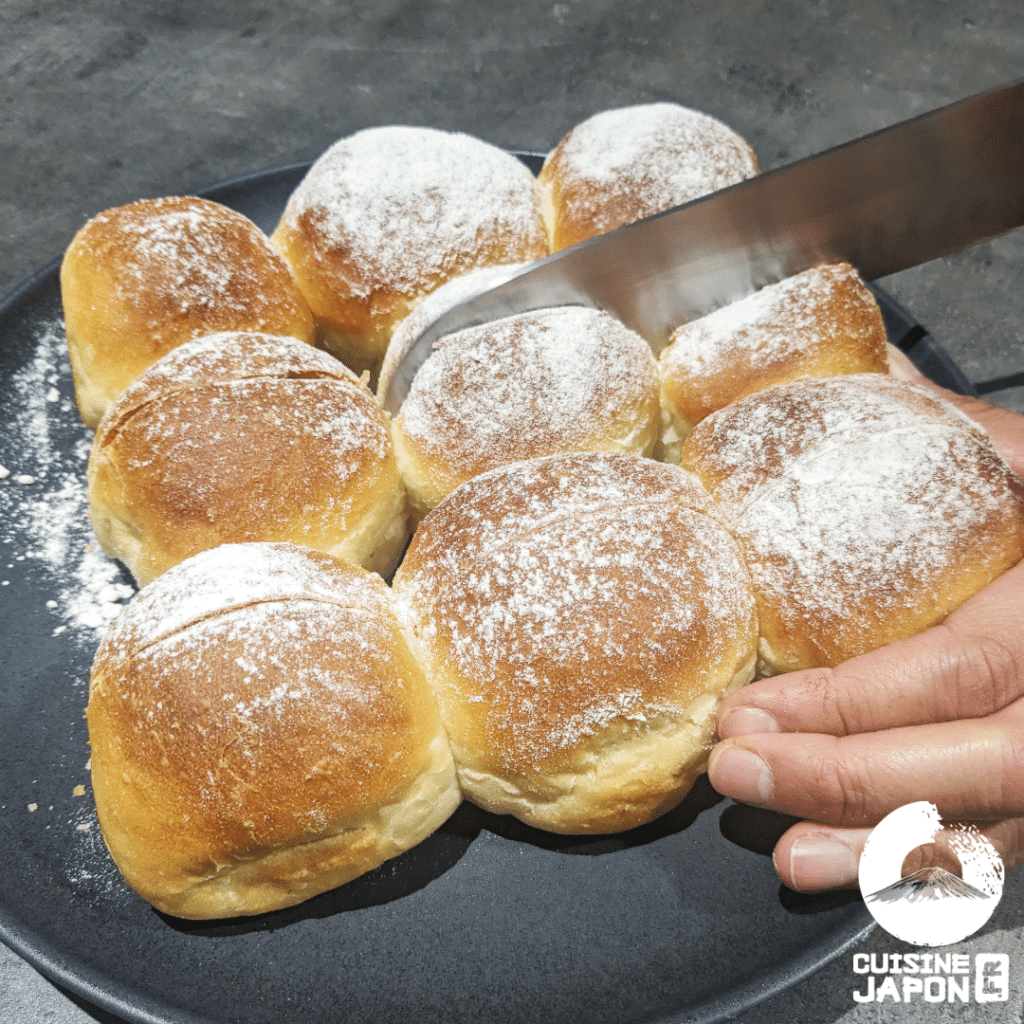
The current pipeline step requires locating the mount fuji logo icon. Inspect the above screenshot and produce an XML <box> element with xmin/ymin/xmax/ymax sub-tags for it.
<box><xmin>859</xmin><ymin>803</ymin><xmax>1004</xmax><ymax>947</ymax></box>
<box><xmin>865</xmin><ymin>865</ymin><xmax>992</xmax><ymax>906</ymax></box>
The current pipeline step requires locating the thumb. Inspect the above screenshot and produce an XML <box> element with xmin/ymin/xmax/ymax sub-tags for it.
<box><xmin>773</xmin><ymin>817</ymin><xmax>1024</xmax><ymax>893</ymax></box>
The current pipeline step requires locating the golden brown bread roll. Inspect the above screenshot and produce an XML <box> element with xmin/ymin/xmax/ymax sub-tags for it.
<box><xmin>87</xmin><ymin>542</ymin><xmax>461</xmax><ymax>919</ymax></box>
<box><xmin>393</xmin><ymin>452</ymin><xmax>758</xmax><ymax>834</ymax></box>
<box><xmin>87</xmin><ymin>331</ymin><xmax>408</xmax><ymax>587</ymax></box>
<box><xmin>658</xmin><ymin>263</ymin><xmax>890</xmax><ymax>456</ymax></box>
<box><xmin>61</xmin><ymin>196</ymin><xmax>315</xmax><ymax>429</ymax></box>
<box><xmin>538</xmin><ymin>103</ymin><xmax>760</xmax><ymax>252</ymax></box>
<box><xmin>388</xmin><ymin>305</ymin><xmax>661</xmax><ymax>522</ymax></box>
<box><xmin>270</xmin><ymin>126</ymin><xmax>549</xmax><ymax>379</ymax></box>
<box><xmin>680</xmin><ymin>374</ymin><xmax>1024</xmax><ymax>675</ymax></box>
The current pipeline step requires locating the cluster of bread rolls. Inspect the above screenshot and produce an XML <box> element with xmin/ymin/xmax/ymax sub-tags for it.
<box><xmin>61</xmin><ymin>103</ymin><xmax>1024</xmax><ymax>920</ymax></box>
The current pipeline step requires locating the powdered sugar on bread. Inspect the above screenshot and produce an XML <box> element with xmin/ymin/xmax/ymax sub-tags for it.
<box><xmin>663</xmin><ymin>264</ymin><xmax>884</xmax><ymax>376</ymax></box>
<box><xmin>99</xmin><ymin>543</ymin><xmax>394</xmax><ymax>655</ymax></box>
<box><xmin>552</xmin><ymin>103</ymin><xmax>758</xmax><ymax>203</ymax></box>
<box><xmin>682</xmin><ymin>375</ymin><xmax>1024</xmax><ymax>670</ymax></box>
<box><xmin>540</xmin><ymin>103</ymin><xmax>759</xmax><ymax>248</ymax></box>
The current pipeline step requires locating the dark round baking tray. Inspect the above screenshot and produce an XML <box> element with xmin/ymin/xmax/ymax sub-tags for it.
<box><xmin>0</xmin><ymin>156</ymin><xmax>977</xmax><ymax>1024</ymax></box>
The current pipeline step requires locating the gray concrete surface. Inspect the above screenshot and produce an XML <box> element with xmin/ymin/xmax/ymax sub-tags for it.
<box><xmin>2</xmin><ymin>2</ymin><xmax>1023</xmax><ymax>1023</ymax></box>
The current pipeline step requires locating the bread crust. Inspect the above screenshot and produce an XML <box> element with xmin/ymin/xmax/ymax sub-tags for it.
<box><xmin>87</xmin><ymin>543</ymin><xmax>460</xmax><ymax>919</ymax></box>
<box><xmin>681</xmin><ymin>374</ymin><xmax>1024</xmax><ymax>673</ymax></box>
<box><xmin>377</xmin><ymin>263</ymin><xmax>527</xmax><ymax>404</ymax></box>
<box><xmin>61</xmin><ymin>196</ymin><xmax>315</xmax><ymax>428</ymax></box>
<box><xmin>270</xmin><ymin>126</ymin><xmax>548</xmax><ymax>378</ymax></box>
<box><xmin>659</xmin><ymin>263</ymin><xmax>890</xmax><ymax>456</ymax></box>
<box><xmin>393</xmin><ymin>452</ymin><xmax>758</xmax><ymax>834</ymax></box>
<box><xmin>87</xmin><ymin>331</ymin><xmax>408</xmax><ymax>587</ymax></box>
<box><xmin>539</xmin><ymin>103</ymin><xmax>759</xmax><ymax>252</ymax></box>
<box><xmin>390</xmin><ymin>306</ymin><xmax>662</xmax><ymax>522</ymax></box>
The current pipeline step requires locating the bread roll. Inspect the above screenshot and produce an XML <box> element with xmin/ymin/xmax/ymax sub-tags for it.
<box><xmin>681</xmin><ymin>374</ymin><xmax>1024</xmax><ymax>674</ymax></box>
<box><xmin>393</xmin><ymin>452</ymin><xmax>758</xmax><ymax>834</ymax></box>
<box><xmin>659</xmin><ymin>263</ymin><xmax>889</xmax><ymax>457</ymax></box>
<box><xmin>88</xmin><ymin>331</ymin><xmax>408</xmax><ymax>587</ymax></box>
<box><xmin>61</xmin><ymin>196</ymin><xmax>315</xmax><ymax>428</ymax></box>
<box><xmin>270</xmin><ymin>126</ymin><xmax>549</xmax><ymax>379</ymax></box>
<box><xmin>389</xmin><ymin>306</ymin><xmax>661</xmax><ymax>522</ymax></box>
<box><xmin>539</xmin><ymin>103</ymin><xmax>759</xmax><ymax>252</ymax></box>
<box><xmin>87</xmin><ymin>542</ymin><xmax>461</xmax><ymax>919</ymax></box>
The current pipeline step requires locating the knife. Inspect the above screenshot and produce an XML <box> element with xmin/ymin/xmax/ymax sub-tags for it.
<box><xmin>380</xmin><ymin>78</ymin><xmax>1024</xmax><ymax>414</ymax></box>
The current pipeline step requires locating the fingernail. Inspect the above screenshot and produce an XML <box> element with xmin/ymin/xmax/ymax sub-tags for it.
<box><xmin>787</xmin><ymin>836</ymin><xmax>860</xmax><ymax>892</ymax></box>
<box><xmin>719</xmin><ymin>706</ymin><xmax>779</xmax><ymax>738</ymax></box>
<box><xmin>708</xmin><ymin>745</ymin><xmax>773</xmax><ymax>804</ymax></box>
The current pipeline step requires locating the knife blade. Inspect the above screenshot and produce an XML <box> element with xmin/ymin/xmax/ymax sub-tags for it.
<box><xmin>380</xmin><ymin>79</ymin><xmax>1024</xmax><ymax>414</ymax></box>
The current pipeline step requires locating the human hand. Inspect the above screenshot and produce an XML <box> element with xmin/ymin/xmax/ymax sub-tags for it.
<box><xmin>707</xmin><ymin>356</ymin><xmax>1024</xmax><ymax>892</ymax></box>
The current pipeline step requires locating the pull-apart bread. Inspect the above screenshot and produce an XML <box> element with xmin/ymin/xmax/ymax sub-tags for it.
<box><xmin>393</xmin><ymin>452</ymin><xmax>758</xmax><ymax>835</ymax></box>
<box><xmin>387</xmin><ymin>302</ymin><xmax>661</xmax><ymax>521</ymax></box>
<box><xmin>270</xmin><ymin>126</ymin><xmax>549</xmax><ymax>378</ymax></box>
<box><xmin>87</xmin><ymin>331</ymin><xmax>408</xmax><ymax>587</ymax></box>
<box><xmin>71</xmin><ymin>108</ymin><xmax>1024</xmax><ymax>916</ymax></box>
<box><xmin>659</xmin><ymin>263</ymin><xmax>889</xmax><ymax>455</ymax></box>
<box><xmin>87</xmin><ymin>543</ymin><xmax>460</xmax><ymax>919</ymax></box>
<box><xmin>61</xmin><ymin>196</ymin><xmax>315</xmax><ymax>428</ymax></box>
<box><xmin>538</xmin><ymin>103</ymin><xmax>760</xmax><ymax>252</ymax></box>
<box><xmin>681</xmin><ymin>374</ymin><xmax>1024</xmax><ymax>675</ymax></box>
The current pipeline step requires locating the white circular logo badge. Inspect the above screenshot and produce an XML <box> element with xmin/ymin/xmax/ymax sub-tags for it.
<box><xmin>858</xmin><ymin>801</ymin><xmax>1004</xmax><ymax>947</ymax></box>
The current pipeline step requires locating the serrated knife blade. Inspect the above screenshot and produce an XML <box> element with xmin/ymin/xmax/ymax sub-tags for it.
<box><xmin>381</xmin><ymin>79</ymin><xmax>1024</xmax><ymax>414</ymax></box>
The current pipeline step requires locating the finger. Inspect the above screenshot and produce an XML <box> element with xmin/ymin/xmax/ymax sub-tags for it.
<box><xmin>773</xmin><ymin>817</ymin><xmax>1024</xmax><ymax>893</ymax></box>
<box><xmin>889</xmin><ymin>344</ymin><xmax>1024</xmax><ymax>477</ymax></box>
<box><xmin>717</xmin><ymin>558</ymin><xmax>1024</xmax><ymax>739</ymax></box>
<box><xmin>707</xmin><ymin>714</ymin><xmax>1024</xmax><ymax>827</ymax></box>
<box><xmin>774</xmin><ymin>824</ymin><xmax>869</xmax><ymax>891</ymax></box>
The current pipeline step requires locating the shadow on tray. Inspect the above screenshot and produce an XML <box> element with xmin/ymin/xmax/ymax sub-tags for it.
<box><xmin>158</xmin><ymin>775</ymin><xmax>729</xmax><ymax>936</ymax></box>
<box><xmin>718</xmin><ymin>801</ymin><xmax>864</xmax><ymax>915</ymax></box>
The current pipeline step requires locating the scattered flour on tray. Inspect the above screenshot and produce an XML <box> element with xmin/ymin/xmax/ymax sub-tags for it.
<box><xmin>64</xmin><ymin>794</ymin><xmax>126</xmax><ymax>899</ymax></box>
<box><xmin>0</xmin><ymin>318</ymin><xmax>137</xmax><ymax>903</ymax></box>
<box><xmin>0</xmin><ymin>319</ymin><xmax>135</xmax><ymax>642</ymax></box>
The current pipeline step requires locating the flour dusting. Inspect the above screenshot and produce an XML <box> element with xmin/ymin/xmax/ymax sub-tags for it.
<box><xmin>0</xmin><ymin>319</ymin><xmax>135</xmax><ymax>644</ymax></box>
